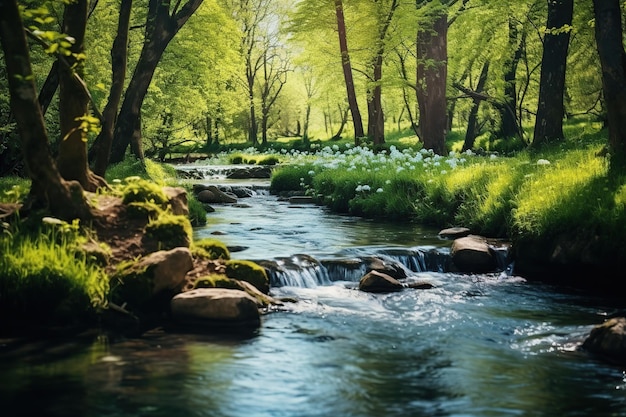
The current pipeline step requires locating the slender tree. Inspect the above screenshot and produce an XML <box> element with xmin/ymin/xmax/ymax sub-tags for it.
<box><xmin>335</xmin><ymin>0</ymin><xmax>365</xmax><ymax>143</ymax></box>
<box><xmin>462</xmin><ymin>60</ymin><xmax>490</xmax><ymax>151</ymax></box>
<box><xmin>532</xmin><ymin>0</ymin><xmax>573</xmax><ymax>147</ymax></box>
<box><xmin>109</xmin><ymin>0</ymin><xmax>204</xmax><ymax>164</ymax></box>
<box><xmin>366</xmin><ymin>0</ymin><xmax>399</xmax><ymax>147</ymax></box>
<box><xmin>592</xmin><ymin>0</ymin><xmax>626</xmax><ymax>170</ymax></box>
<box><xmin>499</xmin><ymin>17</ymin><xmax>524</xmax><ymax>139</ymax></box>
<box><xmin>90</xmin><ymin>0</ymin><xmax>132</xmax><ymax>176</ymax></box>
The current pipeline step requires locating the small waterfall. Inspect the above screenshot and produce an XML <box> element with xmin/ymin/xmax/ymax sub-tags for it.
<box><xmin>257</xmin><ymin>254</ymin><xmax>332</xmax><ymax>288</ymax></box>
<box><xmin>379</xmin><ymin>247</ymin><xmax>451</xmax><ymax>273</ymax></box>
<box><xmin>255</xmin><ymin>247</ymin><xmax>455</xmax><ymax>289</ymax></box>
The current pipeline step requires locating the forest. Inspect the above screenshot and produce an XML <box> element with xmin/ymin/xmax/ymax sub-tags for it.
<box><xmin>1</xmin><ymin>0</ymin><xmax>626</xmax><ymax>185</ymax></box>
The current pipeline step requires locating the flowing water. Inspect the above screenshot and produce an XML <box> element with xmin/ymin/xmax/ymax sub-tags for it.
<box><xmin>1</xmin><ymin>174</ymin><xmax>625</xmax><ymax>417</ymax></box>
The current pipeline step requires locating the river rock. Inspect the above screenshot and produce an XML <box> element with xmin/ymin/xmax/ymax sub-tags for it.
<box><xmin>582</xmin><ymin>317</ymin><xmax>626</xmax><ymax>364</ymax></box>
<box><xmin>196</xmin><ymin>185</ymin><xmax>238</xmax><ymax>204</ymax></box>
<box><xmin>288</xmin><ymin>196</ymin><xmax>316</xmax><ymax>204</ymax></box>
<box><xmin>364</xmin><ymin>256</ymin><xmax>408</xmax><ymax>280</ymax></box>
<box><xmin>438</xmin><ymin>227</ymin><xmax>471</xmax><ymax>239</ymax></box>
<box><xmin>359</xmin><ymin>270</ymin><xmax>403</xmax><ymax>293</ymax></box>
<box><xmin>163</xmin><ymin>186</ymin><xmax>189</xmax><ymax>216</ymax></box>
<box><xmin>171</xmin><ymin>288</ymin><xmax>261</xmax><ymax>327</ymax></box>
<box><xmin>450</xmin><ymin>235</ymin><xmax>497</xmax><ymax>273</ymax></box>
<box><xmin>137</xmin><ymin>247</ymin><xmax>194</xmax><ymax>294</ymax></box>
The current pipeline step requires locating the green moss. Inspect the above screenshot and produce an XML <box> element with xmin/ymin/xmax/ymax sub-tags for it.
<box><xmin>144</xmin><ymin>213</ymin><xmax>193</xmax><ymax>250</ymax></box>
<box><xmin>192</xmin><ymin>238</ymin><xmax>230</xmax><ymax>260</ymax></box>
<box><xmin>120</xmin><ymin>178</ymin><xmax>169</xmax><ymax>206</ymax></box>
<box><xmin>192</xmin><ymin>274</ymin><xmax>274</xmax><ymax>307</ymax></box>
<box><xmin>193</xmin><ymin>274</ymin><xmax>238</xmax><ymax>290</ymax></box>
<box><xmin>225</xmin><ymin>260</ymin><xmax>269</xmax><ymax>294</ymax></box>
<box><xmin>126</xmin><ymin>201</ymin><xmax>164</xmax><ymax>220</ymax></box>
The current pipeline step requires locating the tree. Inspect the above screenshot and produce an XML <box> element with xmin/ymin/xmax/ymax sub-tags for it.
<box><xmin>499</xmin><ymin>16</ymin><xmax>524</xmax><ymax>139</ymax></box>
<box><xmin>365</xmin><ymin>0</ymin><xmax>399</xmax><ymax>147</ymax></box>
<box><xmin>0</xmin><ymin>0</ymin><xmax>93</xmax><ymax>220</ymax></box>
<box><xmin>109</xmin><ymin>0</ymin><xmax>204</xmax><ymax>164</ymax></box>
<box><xmin>592</xmin><ymin>0</ymin><xmax>626</xmax><ymax>170</ymax></box>
<box><xmin>532</xmin><ymin>0</ymin><xmax>573</xmax><ymax>147</ymax></box>
<box><xmin>258</xmin><ymin>38</ymin><xmax>291</xmax><ymax>145</ymax></box>
<box><xmin>335</xmin><ymin>0</ymin><xmax>365</xmax><ymax>143</ymax></box>
<box><xmin>462</xmin><ymin>60</ymin><xmax>489</xmax><ymax>151</ymax></box>
<box><xmin>90</xmin><ymin>0</ymin><xmax>132</xmax><ymax>177</ymax></box>
<box><xmin>56</xmin><ymin>0</ymin><xmax>106</xmax><ymax>191</ymax></box>
<box><xmin>416</xmin><ymin>2</ymin><xmax>448</xmax><ymax>155</ymax></box>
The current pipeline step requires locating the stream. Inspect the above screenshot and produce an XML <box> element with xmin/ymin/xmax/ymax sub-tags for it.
<box><xmin>1</xmin><ymin>171</ymin><xmax>625</xmax><ymax>417</ymax></box>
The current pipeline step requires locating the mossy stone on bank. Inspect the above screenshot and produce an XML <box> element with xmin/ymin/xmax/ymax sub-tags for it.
<box><xmin>192</xmin><ymin>238</ymin><xmax>230</xmax><ymax>260</ymax></box>
<box><xmin>225</xmin><ymin>260</ymin><xmax>269</xmax><ymax>294</ymax></box>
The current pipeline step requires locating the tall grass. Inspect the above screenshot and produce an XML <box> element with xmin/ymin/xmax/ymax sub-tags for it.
<box><xmin>0</xmin><ymin>218</ymin><xmax>109</xmax><ymax>324</ymax></box>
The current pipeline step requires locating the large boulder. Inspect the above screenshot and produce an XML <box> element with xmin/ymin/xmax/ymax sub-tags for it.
<box><xmin>359</xmin><ymin>270</ymin><xmax>403</xmax><ymax>293</ymax></box>
<box><xmin>171</xmin><ymin>288</ymin><xmax>261</xmax><ymax>327</ymax></box>
<box><xmin>110</xmin><ymin>247</ymin><xmax>193</xmax><ymax>311</ymax></box>
<box><xmin>582</xmin><ymin>317</ymin><xmax>626</xmax><ymax>365</ymax></box>
<box><xmin>450</xmin><ymin>235</ymin><xmax>498</xmax><ymax>273</ymax></box>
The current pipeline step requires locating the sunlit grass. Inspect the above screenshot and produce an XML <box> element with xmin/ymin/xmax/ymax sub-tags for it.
<box><xmin>0</xmin><ymin>218</ymin><xmax>109</xmax><ymax>323</ymax></box>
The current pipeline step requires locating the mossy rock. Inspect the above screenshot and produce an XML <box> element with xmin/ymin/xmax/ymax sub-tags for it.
<box><xmin>193</xmin><ymin>274</ymin><xmax>240</xmax><ymax>290</ymax></box>
<box><xmin>225</xmin><ymin>260</ymin><xmax>269</xmax><ymax>294</ymax></box>
<box><xmin>126</xmin><ymin>201</ymin><xmax>164</xmax><ymax>220</ymax></box>
<box><xmin>121</xmin><ymin>179</ymin><xmax>169</xmax><ymax>205</ymax></box>
<box><xmin>144</xmin><ymin>213</ymin><xmax>192</xmax><ymax>250</ymax></box>
<box><xmin>192</xmin><ymin>238</ymin><xmax>230</xmax><ymax>260</ymax></box>
<box><xmin>193</xmin><ymin>274</ymin><xmax>274</xmax><ymax>307</ymax></box>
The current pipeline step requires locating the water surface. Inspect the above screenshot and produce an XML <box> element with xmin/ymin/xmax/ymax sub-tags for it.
<box><xmin>1</xmin><ymin>183</ymin><xmax>624</xmax><ymax>417</ymax></box>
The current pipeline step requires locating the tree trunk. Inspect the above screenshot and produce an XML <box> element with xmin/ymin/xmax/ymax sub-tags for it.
<box><xmin>532</xmin><ymin>0</ymin><xmax>573</xmax><ymax>147</ymax></box>
<box><xmin>463</xmin><ymin>61</ymin><xmax>490</xmax><ymax>152</ymax></box>
<box><xmin>593</xmin><ymin>0</ymin><xmax>626</xmax><ymax>170</ymax></box>
<box><xmin>91</xmin><ymin>0</ymin><xmax>132</xmax><ymax>176</ymax></box>
<box><xmin>0</xmin><ymin>0</ymin><xmax>92</xmax><ymax>220</ymax></box>
<box><xmin>335</xmin><ymin>0</ymin><xmax>364</xmax><ymax>144</ymax></box>
<box><xmin>499</xmin><ymin>17</ymin><xmax>523</xmax><ymax>139</ymax></box>
<box><xmin>416</xmin><ymin>12</ymin><xmax>448</xmax><ymax>155</ymax></box>
<box><xmin>366</xmin><ymin>0</ymin><xmax>398</xmax><ymax>147</ymax></box>
<box><xmin>56</xmin><ymin>0</ymin><xmax>106</xmax><ymax>192</ymax></box>
<box><xmin>109</xmin><ymin>0</ymin><xmax>204</xmax><ymax>164</ymax></box>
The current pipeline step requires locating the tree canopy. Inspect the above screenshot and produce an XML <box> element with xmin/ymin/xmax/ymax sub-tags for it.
<box><xmin>1</xmin><ymin>0</ymin><xmax>626</xmax><ymax>191</ymax></box>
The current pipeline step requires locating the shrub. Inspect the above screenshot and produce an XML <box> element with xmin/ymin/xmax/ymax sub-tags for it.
<box><xmin>270</xmin><ymin>164</ymin><xmax>316</xmax><ymax>194</ymax></box>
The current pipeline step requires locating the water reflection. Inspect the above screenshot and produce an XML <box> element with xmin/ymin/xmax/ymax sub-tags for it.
<box><xmin>2</xmin><ymin>191</ymin><xmax>626</xmax><ymax>416</ymax></box>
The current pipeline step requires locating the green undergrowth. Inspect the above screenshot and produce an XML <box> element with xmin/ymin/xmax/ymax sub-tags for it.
<box><xmin>0</xmin><ymin>217</ymin><xmax>109</xmax><ymax>325</ymax></box>
<box><xmin>269</xmin><ymin>124</ymin><xmax>626</xmax><ymax>249</ymax></box>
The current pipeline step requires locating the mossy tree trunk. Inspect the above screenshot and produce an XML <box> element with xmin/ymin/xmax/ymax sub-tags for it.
<box><xmin>56</xmin><ymin>0</ymin><xmax>107</xmax><ymax>192</ymax></box>
<box><xmin>0</xmin><ymin>0</ymin><xmax>93</xmax><ymax>220</ymax></box>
